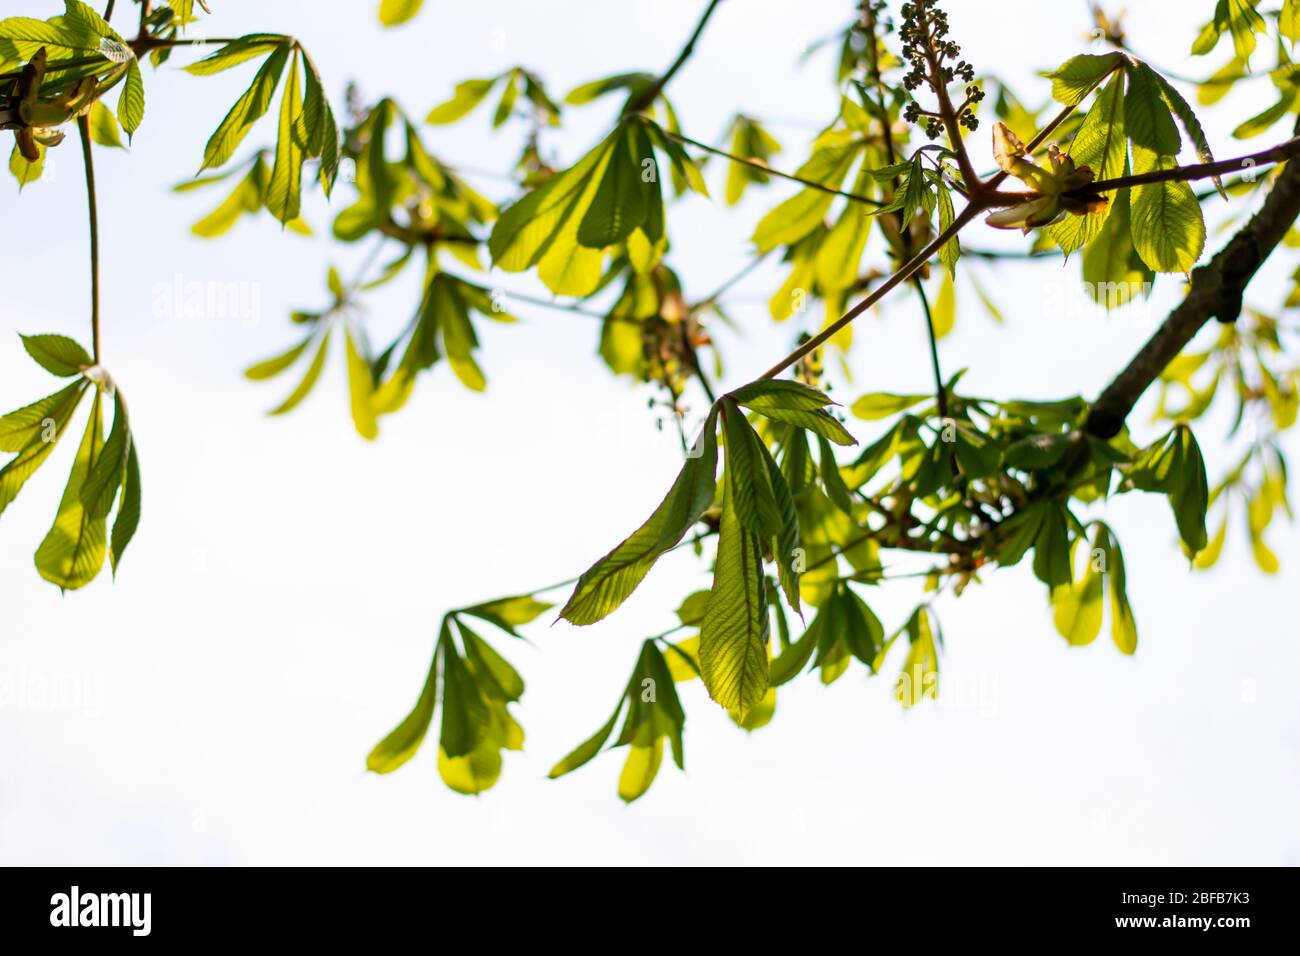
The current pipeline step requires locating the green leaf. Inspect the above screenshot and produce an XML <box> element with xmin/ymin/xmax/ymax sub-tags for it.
<box><xmin>1129</xmin><ymin>154</ymin><xmax>1205</xmax><ymax>273</ymax></box>
<box><xmin>895</xmin><ymin>607</ymin><xmax>939</xmax><ymax>707</ymax></box>
<box><xmin>345</xmin><ymin>326</ymin><xmax>378</xmax><ymax>441</ymax></box>
<box><xmin>1081</xmin><ymin>183</ymin><xmax>1152</xmax><ymax>309</ymax></box>
<box><xmin>265</xmin><ymin>52</ymin><xmax>304</xmax><ymax>224</ymax></box>
<box><xmin>118</xmin><ymin>57</ymin><xmax>145</xmax><ymax>137</ymax></box>
<box><xmin>698</xmin><ymin>488</ymin><xmax>770</xmax><ymax>718</ymax></box>
<box><xmin>366</xmin><ymin>625</ymin><xmax>442</xmax><ymax>773</ymax></box>
<box><xmin>0</xmin><ymin>381</ymin><xmax>87</xmax><ymax>514</ymax></box>
<box><xmin>88</xmin><ymin>100</ymin><xmax>124</xmax><ymax>149</ymax></box>
<box><xmin>1284</xmin><ymin>0</ymin><xmax>1300</xmax><ymax>40</ymax></box>
<box><xmin>35</xmin><ymin>392</ymin><xmax>108</xmax><ymax>590</ymax></box>
<box><xmin>1147</xmin><ymin>67</ymin><xmax>1223</xmax><ymax>198</ymax></box>
<box><xmin>724</xmin><ymin>115</ymin><xmax>781</xmax><ymax>205</ymax></box>
<box><xmin>80</xmin><ymin>388</ymin><xmax>129</xmax><ymax>520</ymax></box>
<box><xmin>936</xmin><ymin>183</ymin><xmax>960</xmax><ymax>276</ymax></box>
<box><xmin>1049</xmin><ymin>69</ymin><xmax>1126</xmax><ymax>255</ymax></box>
<box><xmin>1043</xmin><ymin>52</ymin><xmax>1122</xmax><ymax>105</ymax></box>
<box><xmin>183</xmin><ymin>35</ymin><xmax>290</xmax><ymax>76</ymax></box>
<box><xmin>850</xmin><ymin>392</ymin><xmax>928</xmax><ymax>420</ymax></box>
<box><xmin>488</xmin><ymin>130</ymin><xmax>615</xmax><ymax>294</ymax></box>
<box><xmin>1004</xmin><ymin>430</ymin><xmax>1077</xmax><ymax>470</ymax></box>
<box><xmin>721</xmin><ymin>402</ymin><xmax>784</xmax><ymax>537</ymax></box>
<box><xmin>548</xmin><ymin>707</ymin><xmax>621</xmax><ymax>778</ymax></box>
<box><xmin>190</xmin><ymin>158</ymin><xmax>266</xmax><ymax>238</ymax></box>
<box><xmin>729</xmin><ymin>379</ymin><xmax>833</xmax><ymax>411</ymax></box>
<box><xmin>109</xmin><ymin>439</ymin><xmax>141</xmax><ymax>573</ymax></box>
<box><xmin>1032</xmin><ymin>503</ymin><xmax>1073</xmax><ymax>589</ymax></box>
<box><xmin>815</xmin><ymin>168</ymin><xmax>874</xmax><ymax>289</ymax></box>
<box><xmin>1102</xmin><ymin>527</ymin><xmax>1138</xmax><ymax>653</ymax></box>
<box><xmin>577</xmin><ymin>121</ymin><xmax>650</xmax><ymax>248</ymax></box>
<box><xmin>751</xmin><ymin>143</ymin><xmax>861</xmax><ymax>252</ymax></box>
<box><xmin>244</xmin><ymin>333</ymin><xmax>313</xmax><ymax>381</ymax></box>
<box><xmin>199</xmin><ymin>42</ymin><xmax>290</xmax><ymax>173</ymax></box>
<box><xmin>1124</xmin><ymin>425</ymin><xmax>1209</xmax><ymax>553</ymax></box>
<box><xmin>426</xmin><ymin>77</ymin><xmax>497</xmax><ymax>124</ymax></box>
<box><xmin>462</xmin><ymin>594</ymin><xmax>553</xmax><ymax>636</ymax></box>
<box><xmin>458</xmin><ymin>619</ymin><xmax>524</xmax><ymax>702</ymax></box>
<box><xmin>20</xmin><ymin>334</ymin><xmax>92</xmax><ymax>377</ymax></box>
<box><xmin>438</xmin><ymin>637</ymin><xmax>488</xmax><ymax>759</ymax></box>
<box><xmin>10</xmin><ymin>141</ymin><xmax>46</xmax><ymax>190</ymax></box>
<box><xmin>1051</xmin><ymin>539</ymin><xmax>1105</xmax><ymax>646</ymax></box>
<box><xmin>378</xmin><ymin>0</ymin><xmax>424</xmax><ymax>27</ymax></box>
<box><xmin>559</xmin><ymin>410</ymin><xmax>719</xmax><ymax>625</ymax></box>
<box><xmin>818</xmin><ymin>435</ymin><xmax>854</xmax><ymax>514</ymax></box>
<box><xmin>268</xmin><ymin>329</ymin><xmax>330</xmax><ymax>415</ymax></box>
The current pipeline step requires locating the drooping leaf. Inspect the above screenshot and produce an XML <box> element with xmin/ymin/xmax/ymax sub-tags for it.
<box><xmin>34</xmin><ymin>392</ymin><xmax>107</xmax><ymax>590</ymax></box>
<box><xmin>366</xmin><ymin>624</ymin><xmax>443</xmax><ymax>773</ymax></box>
<box><xmin>198</xmin><ymin>42</ymin><xmax>290</xmax><ymax>173</ymax></box>
<box><xmin>560</xmin><ymin>410</ymin><xmax>719</xmax><ymax>625</ymax></box>
<box><xmin>698</xmin><ymin>488</ymin><xmax>770</xmax><ymax>718</ymax></box>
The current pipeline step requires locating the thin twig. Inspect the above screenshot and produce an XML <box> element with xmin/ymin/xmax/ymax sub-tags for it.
<box><xmin>913</xmin><ymin>278</ymin><xmax>948</xmax><ymax>418</ymax></box>
<box><xmin>667</xmin><ymin>130</ymin><xmax>884</xmax><ymax>207</ymax></box>
<box><xmin>624</xmin><ymin>0</ymin><xmax>725</xmax><ymax>115</ymax></box>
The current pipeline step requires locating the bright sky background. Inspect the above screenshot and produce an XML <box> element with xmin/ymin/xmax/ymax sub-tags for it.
<box><xmin>2</xmin><ymin>0</ymin><xmax>1298</xmax><ymax>865</ymax></box>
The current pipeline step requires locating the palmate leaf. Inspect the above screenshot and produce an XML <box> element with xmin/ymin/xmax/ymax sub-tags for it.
<box><xmin>549</xmin><ymin>641</ymin><xmax>684</xmax><ymax>802</ymax></box>
<box><xmin>35</xmin><ymin>392</ymin><xmax>107</xmax><ymax>590</ymax></box>
<box><xmin>698</xmin><ymin>488</ymin><xmax>770</xmax><ymax>718</ymax></box>
<box><xmin>559</xmin><ymin>409</ymin><xmax>719</xmax><ymax>626</ymax></box>
<box><xmin>488</xmin><ymin>129</ymin><xmax>615</xmax><ymax>294</ymax></box>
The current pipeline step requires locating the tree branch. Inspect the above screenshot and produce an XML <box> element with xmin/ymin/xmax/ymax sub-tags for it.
<box><xmin>623</xmin><ymin>0</ymin><xmax>725</xmax><ymax>115</ymax></box>
<box><xmin>1085</xmin><ymin>154</ymin><xmax>1300</xmax><ymax>438</ymax></box>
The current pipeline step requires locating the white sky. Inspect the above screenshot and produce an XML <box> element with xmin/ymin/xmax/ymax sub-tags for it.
<box><xmin>1</xmin><ymin>0</ymin><xmax>1297</xmax><ymax>865</ymax></box>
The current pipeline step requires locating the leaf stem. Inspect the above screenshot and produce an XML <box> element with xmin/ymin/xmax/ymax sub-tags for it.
<box><xmin>666</xmin><ymin>130</ymin><xmax>883</xmax><ymax>207</ymax></box>
<box><xmin>77</xmin><ymin>114</ymin><xmax>102</xmax><ymax>363</ymax></box>
<box><xmin>913</xmin><ymin>277</ymin><xmax>948</xmax><ymax>419</ymax></box>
